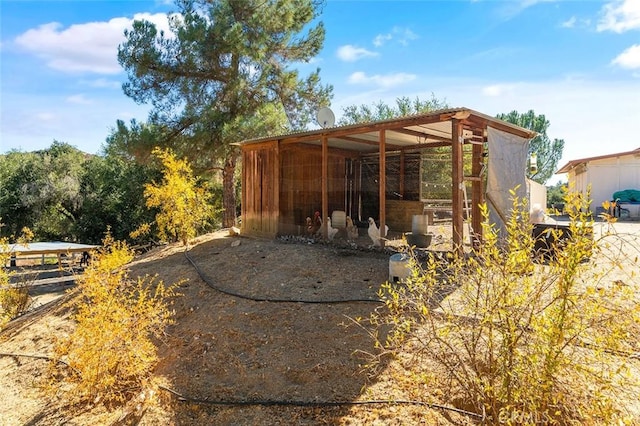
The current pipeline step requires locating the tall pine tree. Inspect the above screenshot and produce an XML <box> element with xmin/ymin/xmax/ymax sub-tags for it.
<box><xmin>118</xmin><ymin>0</ymin><xmax>332</xmax><ymax>226</ymax></box>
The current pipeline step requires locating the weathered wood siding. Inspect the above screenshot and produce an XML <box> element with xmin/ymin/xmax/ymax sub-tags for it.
<box><xmin>279</xmin><ymin>144</ymin><xmax>351</xmax><ymax>235</ymax></box>
<box><xmin>241</xmin><ymin>142</ymin><xmax>356</xmax><ymax>237</ymax></box>
<box><xmin>241</xmin><ymin>142</ymin><xmax>279</xmax><ymax>237</ymax></box>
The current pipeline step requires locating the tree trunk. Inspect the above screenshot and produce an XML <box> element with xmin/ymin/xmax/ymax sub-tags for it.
<box><xmin>222</xmin><ymin>156</ymin><xmax>237</xmax><ymax>228</ymax></box>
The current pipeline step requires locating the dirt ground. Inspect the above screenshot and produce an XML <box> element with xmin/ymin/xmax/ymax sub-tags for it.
<box><xmin>1</xmin><ymin>221</ymin><xmax>639</xmax><ymax>425</ymax></box>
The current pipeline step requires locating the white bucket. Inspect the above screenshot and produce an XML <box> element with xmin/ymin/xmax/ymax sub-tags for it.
<box><xmin>389</xmin><ymin>253</ymin><xmax>411</xmax><ymax>283</ymax></box>
<box><xmin>412</xmin><ymin>214</ymin><xmax>429</xmax><ymax>234</ymax></box>
<box><xmin>331</xmin><ymin>210</ymin><xmax>346</xmax><ymax>228</ymax></box>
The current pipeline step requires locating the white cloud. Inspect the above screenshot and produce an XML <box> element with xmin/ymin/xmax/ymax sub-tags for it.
<box><xmin>597</xmin><ymin>0</ymin><xmax>640</xmax><ymax>33</ymax></box>
<box><xmin>13</xmin><ymin>13</ymin><xmax>171</xmax><ymax>74</ymax></box>
<box><xmin>84</xmin><ymin>78</ymin><xmax>122</xmax><ymax>89</ymax></box>
<box><xmin>373</xmin><ymin>34</ymin><xmax>392</xmax><ymax>48</ymax></box>
<box><xmin>481</xmin><ymin>84</ymin><xmax>517</xmax><ymax>97</ymax></box>
<box><xmin>35</xmin><ymin>112</ymin><xmax>56</xmax><ymax>122</ymax></box>
<box><xmin>520</xmin><ymin>0</ymin><xmax>557</xmax><ymax>7</ymax></box>
<box><xmin>347</xmin><ymin>71</ymin><xmax>416</xmax><ymax>88</ymax></box>
<box><xmin>372</xmin><ymin>27</ymin><xmax>418</xmax><ymax>48</ymax></box>
<box><xmin>336</xmin><ymin>45</ymin><xmax>378</xmax><ymax>62</ymax></box>
<box><xmin>67</xmin><ymin>94</ymin><xmax>93</xmax><ymax>105</ymax></box>
<box><xmin>561</xmin><ymin>16</ymin><xmax>577</xmax><ymax>28</ymax></box>
<box><xmin>560</xmin><ymin>16</ymin><xmax>591</xmax><ymax>29</ymax></box>
<box><xmin>496</xmin><ymin>0</ymin><xmax>560</xmax><ymax>20</ymax></box>
<box><xmin>393</xmin><ymin>27</ymin><xmax>418</xmax><ymax>46</ymax></box>
<box><xmin>612</xmin><ymin>44</ymin><xmax>640</xmax><ymax>69</ymax></box>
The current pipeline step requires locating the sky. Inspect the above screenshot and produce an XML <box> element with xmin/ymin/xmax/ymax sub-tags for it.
<box><xmin>1</xmin><ymin>0</ymin><xmax>640</xmax><ymax>184</ymax></box>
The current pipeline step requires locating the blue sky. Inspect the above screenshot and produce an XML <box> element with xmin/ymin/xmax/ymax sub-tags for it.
<box><xmin>1</xmin><ymin>0</ymin><xmax>640</xmax><ymax>182</ymax></box>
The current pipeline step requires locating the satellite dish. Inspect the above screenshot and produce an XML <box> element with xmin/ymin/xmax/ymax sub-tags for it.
<box><xmin>316</xmin><ymin>106</ymin><xmax>335</xmax><ymax>128</ymax></box>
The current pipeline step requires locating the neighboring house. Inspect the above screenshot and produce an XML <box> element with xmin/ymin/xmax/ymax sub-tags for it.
<box><xmin>556</xmin><ymin>147</ymin><xmax>640</xmax><ymax>217</ymax></box>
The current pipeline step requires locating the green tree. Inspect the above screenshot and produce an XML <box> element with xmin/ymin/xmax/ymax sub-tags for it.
<box><xmin>75</xmin><ymin>153</ymin><xmax>160</xmax><ymax>244</ymax></box>
<box><xmin>496</xmin><ymin>110</ymin><xmax>564</xmax><ymax>185</ymax></box>
<box><xmin>338</xmin><ymin>94</ymin><xmax>448</xmax><ymax>125</ymax></box>
<box><xmin>0</xmin><ymin>142</ymin><xmax>159</xmax><ymax>244</ymax></box>
<box><xmin>0</xmin><ymin>150</ymin><xmax>40</xmax><ymax>238</ymax></box>
<box><xmin>0</xmin><ymin>142</ymin><xmax>87</xmax><ymax>240</ymax></box>
<box><xmin>117</xmin><ymin>0</ymin><xmax>332</xmax><ymax>227</ymax></box>
<box><xmin>144</xmin><ymin>147</ymin><xmax>212</xmax><ymax>245</ymax></box>
<box><xmin>547</xmin><ymin>180</ymin><xmax>567</xmax><ymax>209</ymax></box>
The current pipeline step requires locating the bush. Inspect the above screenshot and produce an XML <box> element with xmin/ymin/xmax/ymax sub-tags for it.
<box><xmin>370</xmin><ymin>190</ymin><xmax>640</xmax><ymax>424</ymax></box>
<box><xmin>52</xmin><ymin>232</ymin><xmax>180</xmax><ymax>404</ymax></box>
<box><xmin>144</xmin><ymin>147</ymin><xmax>214</xmax><ymax>245</ymax></box>
<box><xmin>0</xmin><ymin>228</ymin><xmax>34</xmax><ymax>327</ymax></box>
<box><xmin>0</xmin><ymin>283</ymin><xmax>31</xmax><ymax>326</ymax></box>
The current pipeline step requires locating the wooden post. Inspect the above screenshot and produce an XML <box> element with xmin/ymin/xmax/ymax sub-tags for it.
<box><xmin>321</xmin><ymin>135</ymin><xmax>329</xmax><ymax>239</ymax></box>
<box><xmin>399</xmin><ymin>150</ymin><xmax>405</xmax><ymax>198</ymax></box>
<box><xmin>471</xmin><ymin>141</ymin><xmax>485</xmax><ymax>249</ymax></box>
<box><xmin>274</xmin><ymin>140</ymin><xmax>281</xmax><ymax>236</ymax></box>
<box><xmin>379</xmin><ymin>130</ymin><xmax>386</xmax><ymax>246</ymax></box>
<box><xmin>451</xmin><ymin>119</ymin><xmax>464</xmax><ymax>256</ymax></box>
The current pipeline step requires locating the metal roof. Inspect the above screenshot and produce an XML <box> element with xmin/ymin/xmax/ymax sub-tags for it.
<box><xmin>236</xmin><ymin>107</ymin><xmax>537</xmax><ymax>154</ymax></box>
<box><xmin>556</xmin><ymin>147</ymin><xmax>640</xmax><ymax>174</ymax></box>
<box><xmin>4</xmin><ymin>242</ymin><xmax>98</xmax><ymax>255</ymax></box>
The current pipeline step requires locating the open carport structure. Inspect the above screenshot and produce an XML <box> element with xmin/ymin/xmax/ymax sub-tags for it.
<box><xmin>237</xmin><ymin>107</ymin><xmax>536</xmax><ymax>255</ymax></box>
<box><xmin>3</xmin><ymin>242</ymin><xmax>98</xmax><ymax>267</ymax></box>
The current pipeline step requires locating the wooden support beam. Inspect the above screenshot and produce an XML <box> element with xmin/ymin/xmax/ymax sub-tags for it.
<box><xmin>379</xmin><ymin>129</ymin><xmax>386</xmax><ymax>247</ymax></box>
<box><xmin>241</xmin><ymin>151</ymin><xmax>247</xmax><ymax>234</ymax></box>
<box><xmin>322</xmin><ymin>135</ymin><xmax>328</xmax><ymax>239</ymax></box>
<box><xmin>451</xmin><ymin>119</ymin><xmax>464</xmax><ymax>256</ymax></box>
<box><xmin>274</xmin><ymin>140</ymin><xmax>281</xmax><ymax>236</ymax></box>
<box><xmin>471</xmin><ymin>142</ymin><xmax>485</xmax><ymax>249</ymax></box>
<box><xmin>399</xmin><ymin>150</ymin><xmax>405</xmax><ymax>198</ymax></box>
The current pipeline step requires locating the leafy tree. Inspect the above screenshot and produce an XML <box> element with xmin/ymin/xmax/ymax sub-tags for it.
<box><xmin>117</xmin><ymin>0</ymin><xmax>332</xmax><ymax>227</ymax></box>
<box><xmin>0</xmin><ymin>142</ymin><xmax>87</xmax><ymax>240</ymax></box>
<box><xmin>75</xmin><ymin>154</ymin><xmax>159</xmax><ymax>244</ymax></box>
<box><xmin>144</xmin><ymin>147</ymin><xmax>212</xmax><ymax>245</ymax></box>
<box><xmin>338</xmin><ymin>94</ymin><xmax>448</xmax><ymax>125</ymax></box>
<box><xmin>0</xmin><ymin>142</ymin><xmax>159</xmax><ymax>244</ymax></box>
<box><xmin>0</xmin><ymin>151</ymin><xmax>40</xmax><ymax>238</ymax></box>
<box><xmin>496</xmin><ymin>110</ymin><xmax>564</xmax><ymax>185</ymax></box>
<box><xmin>547</xmin><ymin>180</ymin><xmax>567</xmax><ymax>209</ymax></box>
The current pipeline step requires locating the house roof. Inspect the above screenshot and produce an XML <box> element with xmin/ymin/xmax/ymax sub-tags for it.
<box><xmin>556</xmin><ymin>147</ymin><xmax>640</xmax><ymax>174</ymax></box>
<box><xmin>236</xmin><ymin>107</ymin><xmax>537</xmax><ymax>154</ymax></box>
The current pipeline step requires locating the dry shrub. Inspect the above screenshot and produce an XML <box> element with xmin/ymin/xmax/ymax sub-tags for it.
<box><xmin>0</xmin><ymin>229</ymin><xmax>34</xmax><ymax>327</ymax></box>
<box><xmin>370</xmin><ymin>189</ymin><xmax>640</xmax><ymax>424</ymax></box>
<box><xmin>0</xmin><ymin>284</ymin><xmax>32</xmax><ymax>325</ymax></box>
<box><xmin>51</xmin><ymin>232</ymin><xmax>180</xmax><ymax>405</ymax></box>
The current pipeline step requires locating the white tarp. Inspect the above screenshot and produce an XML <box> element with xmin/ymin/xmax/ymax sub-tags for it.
<box><xmin>486</xmin><ymin>126</ymin><xmax>530</xmax><ymax>237</ymax></box>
